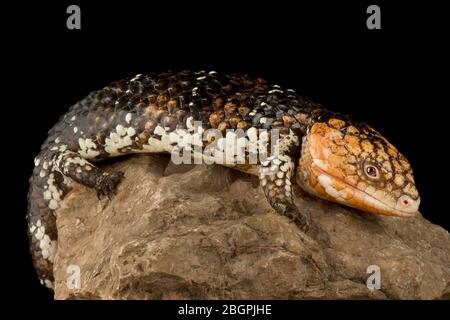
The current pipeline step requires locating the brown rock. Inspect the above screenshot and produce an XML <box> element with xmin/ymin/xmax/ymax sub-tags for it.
<box><xmin>53</xmin><ymin>154</ymin><xmax>450</xmax><ymax>300</ymax></box>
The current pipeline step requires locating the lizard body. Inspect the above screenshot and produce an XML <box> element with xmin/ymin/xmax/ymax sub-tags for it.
<box><xmin>27</xmin><ymin>70</ymin><xmax>420</xmax><ymax>289</ymax></box>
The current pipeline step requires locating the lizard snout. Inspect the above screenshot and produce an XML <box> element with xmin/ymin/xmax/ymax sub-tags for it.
<box><xmin>396</xmin><ymin>195</ymin><xmax>420</xmax><ymax>215</ymax></box>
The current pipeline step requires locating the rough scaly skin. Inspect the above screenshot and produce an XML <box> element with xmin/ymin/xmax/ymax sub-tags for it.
<box><xmin>27</xmin><ymin>70</ymin><xmax>420</xmax><ymax>290</ymax></box>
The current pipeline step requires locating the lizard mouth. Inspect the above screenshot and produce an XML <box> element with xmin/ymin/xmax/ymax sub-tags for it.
<box><xmin>311</xmin><ymin>164</ymin><xmax>419</xmax><ymax>218</ymax></box>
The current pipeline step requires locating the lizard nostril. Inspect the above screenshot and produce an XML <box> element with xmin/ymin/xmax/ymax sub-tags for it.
<box><xmin>397</xmin><ymin>195</ymin><xmax>420</xmax><ymax>213</ymax></box>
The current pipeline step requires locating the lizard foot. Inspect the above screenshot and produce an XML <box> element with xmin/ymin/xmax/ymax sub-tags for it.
<box><xmin>95</xmin><ymin>171</ymin><xmax>124</xmax><ymax>199</ymax></box>
<box><xmin>278</xmin><ymin>202</ymin><xmax>310</xmax><ymax>232</ymax></box>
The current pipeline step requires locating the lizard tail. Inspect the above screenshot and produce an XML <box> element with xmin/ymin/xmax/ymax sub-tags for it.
<box><xmin>27</xmin><ymin>150</ymin><xmax>70</xmax><ymax>290</ymax></box>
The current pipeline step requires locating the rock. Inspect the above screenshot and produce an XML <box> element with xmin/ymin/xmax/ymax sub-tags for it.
<box><xmin>53</xmin><ymin>154</ymin><xmax>450</xmax><ymax>300</ymax></box>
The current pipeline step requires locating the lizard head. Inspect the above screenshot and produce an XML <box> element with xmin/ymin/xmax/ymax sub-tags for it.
<box><xmin>296</xmin><ymin>115</ymin><xmax>420</xmax><ymax>217</ymax></box>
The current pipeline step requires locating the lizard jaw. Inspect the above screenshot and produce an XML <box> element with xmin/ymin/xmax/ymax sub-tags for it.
<box><xmin>310</xmin><ymin>163</ymin><xmax>420</xmax><ymax>217</ymax></box>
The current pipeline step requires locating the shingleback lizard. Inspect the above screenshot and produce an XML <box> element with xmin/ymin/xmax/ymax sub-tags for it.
<box><xmin>27</xmin><ymin>70</ymin><xmax>420</xmax><ymax>289</ymax></box>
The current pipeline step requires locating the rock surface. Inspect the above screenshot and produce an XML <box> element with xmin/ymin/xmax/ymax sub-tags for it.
<box><xmin>54</xmin><ymin>154</ymin><xmax>450</xmax><ymax>300</ymax></box>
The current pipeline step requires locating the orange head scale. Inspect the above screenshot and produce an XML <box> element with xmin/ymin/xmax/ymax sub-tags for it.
<box><xmin>296</xmin><ymin>112</ymin><xmax>420</xmax><ymax>217</ymax></box>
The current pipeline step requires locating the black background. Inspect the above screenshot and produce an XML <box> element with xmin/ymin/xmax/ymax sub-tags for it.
<box><xmin>5</xmin><ymin>0</ymin><xmax>449</xmax><ymax>305</ymax></box>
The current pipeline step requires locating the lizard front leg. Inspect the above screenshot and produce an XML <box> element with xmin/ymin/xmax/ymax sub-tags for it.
<box><xmin>55</xmin><ymin>151</ymin><xmax>124</xmax><ymax>198</ymax></box>
<box><xmin>259</xmin><ymin>132</ymin><xmax>310</xmax><ymax>230</ymax></box>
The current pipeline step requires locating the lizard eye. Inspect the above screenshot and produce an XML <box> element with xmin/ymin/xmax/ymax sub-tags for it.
<box><xmin>364</xmin><ymin>163</ymin><xmax>380</xmax><ymax>179</ymax></box>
